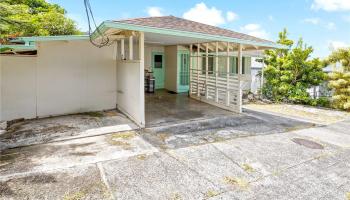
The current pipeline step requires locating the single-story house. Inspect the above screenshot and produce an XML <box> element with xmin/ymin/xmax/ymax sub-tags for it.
<box><xmin>0</xmin><ymin>16</ymin><xmax>286</xmax><ymax>128</ymax></box>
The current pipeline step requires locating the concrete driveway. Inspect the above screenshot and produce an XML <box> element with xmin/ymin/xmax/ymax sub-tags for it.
<box><xmin>1</xmin><ymin>111</ymin><xmax>350</xmax><ymax>200</ymax></box>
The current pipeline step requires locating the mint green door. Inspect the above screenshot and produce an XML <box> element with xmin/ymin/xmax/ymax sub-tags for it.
<box><xmin>177</xmin><ymin>51</ymin><xmax>190</xmax><ymax>93</ymax></box>
<box><xmin>152</xmin><ymin>52</ymin><xmax>165</xmax><ymax>89</ymax></box>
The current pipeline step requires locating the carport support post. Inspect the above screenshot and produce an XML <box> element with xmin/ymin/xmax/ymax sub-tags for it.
<box><xmin>129</xmin><ymin>36</ymin><xmax>133</xmax><ymax>60</ymax></box>
<box><xmin>189</xmin><ymin>44</ymin><xmax>193</xmax><ymax>95</ymax></box>
<box><xmin>139</xmin><ymin>32</ymin><xmax>145</xmax><ymax>127</ymax></box>
<box><xmin>215</xmin><ymin>42</ymin><xmax>219</xmax><ymax>103</ymax></box>
<box><xmin>197</xmin><ymin>43</ymin><xmax>200</xmax><ymax>97</ymax></box>
<box><xmin>205</xmin><ymin>43</ymin><xmax>209</xmax><ymax>99</ymax></box>
<box><xmin>226</xmin><ymin>42</ymin><xmax>230</xmax><ymax>106</ymax></box>
<box><xmin>121</xmin><ymin>39</ymin><xmax>125</xmax><ymax>60</ymax></box>
<box><xmin>237</xmin><ymin>44</ymin><xmax>243</xmax><ymax>113</ymax></box>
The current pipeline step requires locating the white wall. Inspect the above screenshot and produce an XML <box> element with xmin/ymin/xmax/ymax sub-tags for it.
<box><xmin>116</xmin><ymin>60</ymin><xmax>145</xmax><ymax>127</ymax></box>
<box><xmin>0</xmin><ymin>40</ymin><xmax>116</xmax><ymax>121</ymax></box>
<box><xmin>0</xmin><ymin>56</ymin><xmax>37</xmax><ymax>120</ymax></box>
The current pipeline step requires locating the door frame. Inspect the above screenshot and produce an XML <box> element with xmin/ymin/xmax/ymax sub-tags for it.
<box><xmin>151</xmin><ymin>52</ymin><xmax>165</xmax><ymax>89</ymax></box>
<box><xmin>177</xmin><ymin>50</ymin><xmax>190</xmax><ymax>93</ymax></box>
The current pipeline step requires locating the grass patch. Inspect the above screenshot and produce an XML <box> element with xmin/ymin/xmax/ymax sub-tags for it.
<box><xmin>63</xmin><ymin>191</ymin><xmax>85</xmax><ymax>200</ymax></box>
<box><xmin>346</xmin><ymin>192</ymin><xmax>350</xmax><ymax>200</ymax></box>
<box><xmin>223</xmin><ymin>176</ymin><xmax>249</xmax><ymax>189</ymax></box>
<box><xmin>136</xmin><ymin>154</ymin><xmax>148</xmax><ymax>160</ymax></box>
<box><xmin>242</xmin><ymin>163</ymin><xmax>255</xmax><ymax>173</ymax></box>
<box><xmin>205</xmin><ymin>190</ymin><xmax>220</xmax><ymax>198</ymax></box>
<box><xmin>111</xmin><ymin>131</ymin><xmax>136</xmax><ymax>140</ymax></box>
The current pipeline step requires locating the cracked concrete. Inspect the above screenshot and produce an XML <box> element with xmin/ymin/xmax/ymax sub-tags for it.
<box><xmin>1</xmin><ymin>111</ymin><xmax>350</xmax><ymax>199</ymax></box>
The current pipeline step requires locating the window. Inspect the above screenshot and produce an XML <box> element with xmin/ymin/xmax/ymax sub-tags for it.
<box><xmin>230</xmin><ymin>56</ymin><xmax>246</xmax><ymax>74</ymax></box>
<box><xmin>202</xmin><ymin>56</ymin><xmax>214</xmax><ymax>74</ymax></box>
<box><xmin>154</xmin><ymin>54</ymin><xmax>163</xmax><ymax>68</ymax></box>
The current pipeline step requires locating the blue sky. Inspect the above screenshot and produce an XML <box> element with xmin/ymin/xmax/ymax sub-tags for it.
<box><xmin>51</xmin><ymin>0</ymin><xmax>350</xmax><ymax>58</ymax></box>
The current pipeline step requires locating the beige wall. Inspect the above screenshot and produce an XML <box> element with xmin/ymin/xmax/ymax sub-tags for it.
<box><xmin>0</xmin><ymin>40</ymin><xmax>116</xmax><ymax>121</ymax></box>
<box><xmin>116</xmin><ymin>60</ymin><xmax>144</xmax><ymax>127</ymax></box>
<box><xmin>164</xmin><ymin>45</ymin><xmax>178</xmax><ymax>92</ymax></box>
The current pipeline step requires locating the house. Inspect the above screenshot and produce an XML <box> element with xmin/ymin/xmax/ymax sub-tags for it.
<box><xmin>0</xmin><ymin>16</ymin><xmax>285</xmax><ymax>128</ymax></box>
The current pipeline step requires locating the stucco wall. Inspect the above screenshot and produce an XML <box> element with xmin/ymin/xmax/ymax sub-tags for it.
<box><xmin>144</xmin><ymin>44</ymin><xmax>164</xmax><ymax>71</ymax></box>
<box><xmin>116</xmin><ymin>60</ymin><xmax>145</xmax><ymax>127</ymax></box>
<box><xmin>0</xmin><ymin>40</ymin><xmax>116</xmax><ymax>121</ymax></box>
<box><xmin>0</xmin><ymin>56</ymin><xmax>37</xmax><ymax>120</ymax></box>
<box><xmin>164</xmin><ymin>45</ymin><xmax>178</xmax><ymax>92</ymax></box>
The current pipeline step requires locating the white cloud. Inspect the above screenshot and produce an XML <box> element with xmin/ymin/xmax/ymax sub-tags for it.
<box><xmin>183</xmin><ymin>3</ymin><xmax>226</xmax><ymax>26</ymax></box>
<box><xmin>328</xmin><ymin>41</ymin><xmax>349</xmax><ymax>51</ymax></box>
<box><xmin>303</xmin><ymin>18</ymin><xmax>320</xmax><ymax>25</ymax></box>
<box><xmin>326</xmin><ymin>22</ymin><xmax>336</xmax><ymax>30</ymax></box>
<box><xmin>311</xmin><ymin>0</ymin><xmax>350</xmax><ymax>11</ymax></box>
<box><xmin>226</xmin><ymin>11</ymin><xmax>238</xmax><ymax>22</ymax></box>
<box><xmin>147</xmin><ymin>7</ymin><xmax>164</xmax><ymax>17</ymax></box>
<box><xmin>240</xmin><ymin>24</ymin><xmax>269</xmax><ymax>39</ymax></box>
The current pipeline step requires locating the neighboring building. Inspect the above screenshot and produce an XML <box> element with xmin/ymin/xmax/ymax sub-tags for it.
<box><xmin>0</xmin><ymin>16</ymin><xmax>285</xmax><ymax>127</ymax></box>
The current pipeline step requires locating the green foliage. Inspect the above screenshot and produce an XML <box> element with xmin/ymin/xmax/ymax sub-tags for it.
<box><xmin>262</xmin><ymin>29</ymin><xmax>327</xmax><ymax>105</ymax></box>
<box><xmin>0</xmin><ymin>0</ymin><xmax>80</xmax><ymax>41</ymax></box>
<box><xmin>325</xmin><ymin>48</ymin><xmax>350</xmax><ymax>111</ymax></box>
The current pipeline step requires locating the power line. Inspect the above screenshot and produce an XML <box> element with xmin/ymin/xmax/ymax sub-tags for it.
<box><xmin>83</xmin><ymin>0</ymin><xmax>110</xmax><ymax>48</ymax></box>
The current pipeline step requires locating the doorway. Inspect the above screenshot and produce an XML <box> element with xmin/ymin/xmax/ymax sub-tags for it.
<box><xmin>151</xmin><ymin>52</ymin><xmax>165</xmax><ymax>89</ymax></box>
<box><xmin>177</xmin><ymin>50</ymin><xmax>190</xmax><ymax>93</ymax></box>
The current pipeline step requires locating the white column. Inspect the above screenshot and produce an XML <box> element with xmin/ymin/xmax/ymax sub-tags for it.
<box><xmin>129</xmin><ymin>36</ymin><xmax>133</xmax><ymax>60</ymax></box>
<box><xmin>138</xmin><ymin>32</ymin><xmax>145</xmax><ymax>127</ymax></box>
<box><xmin>121</xmin><ymin>39</ymin><xmax>125</xmax><ymax>60</ymax></box>
<box><xmin>226</xmin><ymin>42</ymin><xmax>230</xmax><ymax>106</ymax></box>
<box><xmin>189</xmin><ymin>44</ymin><xmax>193</xmax><ymax>95</ymax></box>
<box><xmin>197</xmin><ymin>43</ymin><xmax>200</xmax><ymax>97</ymax></box>
<box><xmin>215</xmin><ymin>42</ymin><xmax>219</xmax><ymax>102</ymax></box>
<box><xmin>237</xmin><ymin>44</ymin><xmax>243</xmax><ymax>113</ymax></box>
<box><xmin>205</xmin><ymin>43</ymin><xmax>209</xmax><ymax>99</ymax></box>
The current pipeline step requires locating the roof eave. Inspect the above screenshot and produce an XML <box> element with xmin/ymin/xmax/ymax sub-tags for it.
<box><xmin>96</xmin><ymin>20</ymin><xmax>288</xmax><ymax>49</ymax></box>
<box><xmin>11</xmin><ymin>35</ymin><xmax>89</xmax><ymax>43</ymax></box>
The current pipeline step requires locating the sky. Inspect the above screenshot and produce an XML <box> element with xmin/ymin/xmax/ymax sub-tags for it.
<box><xmin>51</xmin><ymin>0</ymin><xmax>350</xmax><ymax>58</ymax></box>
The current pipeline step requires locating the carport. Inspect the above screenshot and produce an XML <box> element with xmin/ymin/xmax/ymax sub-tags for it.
<box><xmin>96</xmin><ymin>16</ymin><xmax>285</xmax><ymax>128</ymax></box>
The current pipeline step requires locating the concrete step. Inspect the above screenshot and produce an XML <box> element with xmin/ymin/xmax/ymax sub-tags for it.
<box><xmin>144</xmin><ymin>114</ymin><xmax>262</xmax><ymax>134</ymax></box>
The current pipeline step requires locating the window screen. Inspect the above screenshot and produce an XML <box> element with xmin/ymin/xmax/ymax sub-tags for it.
<box><xmin>154</xmin><ymin>55</ymin><xmax>163</xmax><ymax>68</ymax></box>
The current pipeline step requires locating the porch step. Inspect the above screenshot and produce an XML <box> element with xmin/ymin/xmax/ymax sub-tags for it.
<box><xmin>144</xmin><ymin>114</ymin><xmax>261</xmax><ymax>134</ymax></box>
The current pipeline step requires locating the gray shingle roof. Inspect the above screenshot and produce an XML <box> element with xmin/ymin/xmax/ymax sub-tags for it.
<box><xmin>113</xmin><ymin>16</ymin><xmax>275</xmax><ymax>45</ymax></box>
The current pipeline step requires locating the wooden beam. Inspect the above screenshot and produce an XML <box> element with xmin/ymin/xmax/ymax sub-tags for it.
<box><xmin>215</xmin><ymin>42</ymin><xmax>219</xmax><ymax>103</ymax></box>
<box><xmin>121</xmin><ymin>39</ymin><xmax>125</xmax><ymax>60</ymax></box>
<box><xmin>226</xmin><ymin>42</ymin><xmax>230</xmax><ymax>106</ymax></box>
<box><xmin>237</xmin><ymin>43</ymin><xmax>243</xmax><ymax>113</ymax></box>
<box><xmin>129</xmin><ymin>36</ymin><xmax>133</xmax><ymax>60</ymax></box>
<box><xmin>205</xmin><ymin>43</ymin><xmax>209</xmax><ymax>99</ymax></box>
<box><xmin>189</xmin><ymin>44</ymin><xmax>193</xmax><ymax>95</ymax></box>
<box><xmin>197</xmin><ymin>43</ymin><xmax>200</xmax><ymax>97</ymax></box>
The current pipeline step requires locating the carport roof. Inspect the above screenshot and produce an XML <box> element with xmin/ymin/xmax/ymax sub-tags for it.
<box><xmin>98</xmin><ymin>16</ymin><xmax>287</xmax><ymax>49</ymax></box>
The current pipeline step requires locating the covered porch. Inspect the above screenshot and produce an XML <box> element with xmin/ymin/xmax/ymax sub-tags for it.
<box><xmin>95</xmin><ymin>16</ymin><xmax>284</xmax><ymax>128</ymax></box>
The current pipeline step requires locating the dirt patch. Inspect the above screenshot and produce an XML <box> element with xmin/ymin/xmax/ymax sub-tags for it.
<box><xmin>69</xmin><ymin>152</ymin><xmax>97</xmax><ymax>157</ymax></box>
<box><xmin>83</xmin><ymin>111</ymin><xmax>104</xmax><ymax>118</ymax></box>
<box><xmin>68</xmin><ymin>142</ymin><xmax>96</xmax><ymax>149</ymax></box>
<box><xmin>0</xmin><ymin>181</ymin><xmax>14</xmax><ymax>196</ymax></box>
<box><xmin>205</xmin><ymin>190</ymin><xmax>220</xmax><ymax>198</ymax></box>
<box><xmin>2</xmin><ymin>123</ymin><xmax>78</xmax><ymax>142</ymax></box>
<box><xmin>291</xmin><ymin>138</ymin><xmax>324</xmax><ymax>149</ymax></box>
<box><xmin>22</xmin><ymin>174</ymin><xmax>57</xmax><ymax>184</ymax></box>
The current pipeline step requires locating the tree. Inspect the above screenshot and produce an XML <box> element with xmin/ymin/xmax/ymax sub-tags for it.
<box><xmin>262</xmin><ymin>29</ymin><xmax>327</xmax><ymax>105</ymax></box>
<box><xmin>0</xmin><ymin>0</ymin><xmax>80</xmax><ymax>42</ymax></box>
<box><xmin>325</xmin><ymin>48</ymin><xmax>350</xmax><ymax>111</ymax></box>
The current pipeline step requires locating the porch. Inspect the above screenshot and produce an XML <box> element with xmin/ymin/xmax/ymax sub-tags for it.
<box><xmin>145</xmin><ymin>89</ymin><xmax>233</xmax><ymax>128</ymax></box>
